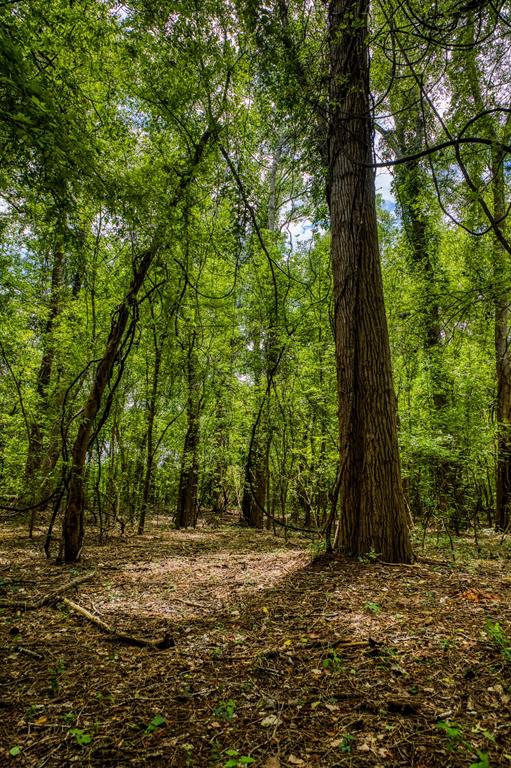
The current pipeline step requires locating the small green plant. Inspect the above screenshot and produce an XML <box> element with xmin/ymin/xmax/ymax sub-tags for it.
<box><xmin>485</xmin><ymin>620</ymin><xmax>511</xmax><ymax>663</ymax></box>
<box><xmin>364</xmin><ymin>601</ymin><xmax>381</xmax><ymax>615</ymax></box>
<box><xmin>308</xmin><ymin>539</ymin><xmax>327</xmax><ymax>558</ymax></box>
<box><xmin>436</xmin><ymin>721</ymin><xmax>491</xmax><ymax>767</ymax></box>
<box><xmin>9</xmin><ymin>746</ymin><xmax>21</xmax><ymax>757</ymax></box>
<box><xmin>322</xmin><ymin>648</ymin><xmax>344</xmax><ymax>671</ymax></box>
<box><xmin>68</xmin><ymin>728</ymin><xmax>92</xmax><ymax>746</ymax></box>
<box><xmin>339</xmin><ymin>733</ymin><xmax>354</xmax><ymax>753</ymax></box>
<box><xmin>182</xmin><ymin>742</ymin><xmax>194</xmax><ymax>766</ymax></box>
<box><xmin>223</xmin><ymin>749</ymin><xmax>255</xmax><ymax>767</ymax></box>
<box><xmin>358</xmin><ymin>549</ymin><xmax>381</xmax><ymax>564</ymax></box>
<box><xmin>213</xmin><ymin>699</ymin><xmax>237</xmax><ymax>721</ymax></box>
<box><xmin>437</xmin><ymin>720</ymin><xmax>467</xmax><ymax>750</ymax></box>
<box><xmin>469</xmin><ymin>751</ymin><xmax>491</xmax><ymax>768</ymax></box>
<box><xmin>62</xmin><ymin>711</ymin><xmax>76</xmax><ymax>724</ymax></box>
<box><xmin>145</xmin><ymin>714</ymin><xmax>166</xmax><ymax>734</ymax></box>
<box><xmin>49</xmin><ymin>658</ymin><xmax>66</xmax><ymax>694</ymax></box>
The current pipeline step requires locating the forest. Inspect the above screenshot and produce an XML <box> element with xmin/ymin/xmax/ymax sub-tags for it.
<box><xmin>0</xmin><ymin>0</ymin><xmax>510</xmax><ymax>766</ymax></box>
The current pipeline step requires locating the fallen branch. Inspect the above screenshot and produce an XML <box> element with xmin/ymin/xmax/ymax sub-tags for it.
<box><xmin>302</xmin><ymin>638</ymin><xmax>368</xmax><ymax>650</ymax></box>
<box><xmin>38</xmin><ymin>572</ymin><xmax>97</xmax><ymax>606</ymax></box>
<box><xmin>0</xmin><ymin>571</ymin><xmax>96</xmax><ymax>610</ymax></box>
<box><xmin>62</xmin><ymin>598</ymin><xmax>174</xmax><ymax>650</ymax></box>
<box><xmin>172</xmin><ymin>596</ymin><xmax>208</xmax><ymax>610</ymax></box>
<box><xmin>16</xmin><ymin>646</ymin><xmax>44</xmax><ymax>660</ymax></box>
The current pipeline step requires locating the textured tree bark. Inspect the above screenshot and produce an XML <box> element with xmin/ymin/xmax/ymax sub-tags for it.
<box><xmin>328</xmin><ymin>0</ymin><xmax>413</xmax><ymax>562</ymax></box>
<box><xmin>241</xmin><ymin>436</ymin><xmax>266</xmax><ymax>529</ymax></box>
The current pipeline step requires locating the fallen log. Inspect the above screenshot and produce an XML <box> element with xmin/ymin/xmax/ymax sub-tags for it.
<box><xmin>62</xmin><ymin>598</ymin><xmax>174</xmax><ymax>650</ymax></box>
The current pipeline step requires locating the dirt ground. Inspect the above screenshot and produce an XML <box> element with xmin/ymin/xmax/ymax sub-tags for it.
<box><xmin>0</xmin><ymin>523</ymin><xmax>510</xmax><ymax>767</ymax></box>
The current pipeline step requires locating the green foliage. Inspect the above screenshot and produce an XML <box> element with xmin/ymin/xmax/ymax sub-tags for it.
<box><xmin>485</xmin><ymin>621</ymin><xmax>511</xmax><ymax>664</ymax></box>
<box><xmin>358</xmin><ymin>550</ymin><xmax>381</xmax><ymax>564</ymax></box>
<box><xmin>213</xmin><ymin>699</ymin><xmax>237</xmax><ymax>721</ymax></box>
<box><xmin>68</xmin><ymin>728</ymin><xmax>92</xmax><ymax>746</ymax></box>
<box><xmin>364</xmin><ymin>602</ymin><xmax>382</xmax><ymax>615</ymax></box>
<box><xmin>48</xmin><ymin>659</ymin><xmax>66</xmax><ymax>695</ymax></box>
<box><xmin>0</xmin><ymin>0</ymin><xmax>507</xmax><ymax>555</ymax></box>
<box><xmin>223</xmin><ymin>749</ymin><xmax>255</xmax><ymax>767</ymax></box>
<box><xmin>437</xmin><ymin>721</ymin><xmax>492</xmax><ymax>766</ymax></box>
<box><xmin>144</xmin><ymin>714</ymin><xmax>166</xmax><ymax>734</ymax></box>
<box><xmin>339</xmin><ymin>733</ymin><xmax>354</xmax><ymax>753</ymax></box>
<box><xmin>321</xmin><ymin>648</ymin><xmax>344</xmax><ymax>671</ymax></box>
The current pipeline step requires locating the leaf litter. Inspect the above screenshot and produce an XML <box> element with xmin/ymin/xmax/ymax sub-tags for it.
<box><xmin>0</xmin><ymin>524</ymin><xmax>510</xmax><ymax>767</ymax></box>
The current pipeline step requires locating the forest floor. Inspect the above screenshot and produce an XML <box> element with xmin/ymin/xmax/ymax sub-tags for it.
<box><xmin>0</xmin><ymin>523</ymin><xmax>510</xmax><ymax>768</ymax></box>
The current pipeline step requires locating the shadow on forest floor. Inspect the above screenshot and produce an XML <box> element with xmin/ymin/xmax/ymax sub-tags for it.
<box><xmin>0</xmin><ymin>523</ymin><xmax>510</xmax><ymax>767</ymax></box>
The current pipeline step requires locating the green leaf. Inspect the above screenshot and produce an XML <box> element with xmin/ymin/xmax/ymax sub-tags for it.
<box><xmin>469</xmin><ymin>751</ymin><xmax>490</xmax><ymax>768</ymax></box>
<box><xmin>11</xmin><ymin>113</ymin><xmax>34</xmax><ymax>126</ymax></box>
<box><xmin>68</xmin><ymin>728</ymin><xmax>92</xmax><ymax>746</ymax></box>
<box><xmin>9</xmin><ymin>746</ymin><xmax>21</xmax><ymax>757</ymax></box>
<box><xmin>145</xmin><ymin>714</ymin><xmax>166</xmax><ymax>733</ymax></box>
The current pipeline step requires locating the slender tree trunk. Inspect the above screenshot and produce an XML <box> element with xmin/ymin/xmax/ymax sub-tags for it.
<box><xmin>241</xmin><ymin>145</ymin><xmax>281</xmax><ymax>529</ymax></box>
<box><xmin>61</xmin><ymin>245</ymin><xmax>156</xmax><ymax>562</ymax></box>
<box><xmin>210</xmin><ymin>392</ymin><xmax>229</xmax><ymax>516</ymax></box>
<box><xmin>175</xmin><ymin>334</ymin><xmax>201</xmax><ymax>529</ymax></box>
<box><xmin>328</xmin><ymin>0</ymin><xmax>413</xmax><ymax>562</ymax></box>
<box><xmin>241</xmin><ymin>439</ymin><xmax>266</xmax><ymax>529</ymax></box>
<box><xmin>60</xmin><ymin>128</ymin><xmax>214</xmax><ymax>561</ymax></box>
<box><xmin>138</xmin><ymin>324</ymin><xmax>163</xmax><ymax>535</ymax></box>
<box><xmin>26</xmin><ymin>239</ymin><xmax>64</xmax><ymax>536</ymax></box>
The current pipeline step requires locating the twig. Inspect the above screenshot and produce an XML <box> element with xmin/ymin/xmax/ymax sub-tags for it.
<box><xmin>16</xmin><ymin>646</ymin><xmax>44</xmax><ymax>660</ymax></box>
<box><xmin>62</xmin><ymin>598</ymin><xmax>174</xmax><ymax>650</ymax></box>
<box><xmin>172</xmin><ymin>596</ymin><xmax>209</xmax><ymax>609</ymax></box>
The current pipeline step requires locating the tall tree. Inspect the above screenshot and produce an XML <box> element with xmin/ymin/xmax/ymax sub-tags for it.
<box><xmin>327</xmin><ymin>0</ymin><xmax>413</xmax><ymax>561</ymax></box>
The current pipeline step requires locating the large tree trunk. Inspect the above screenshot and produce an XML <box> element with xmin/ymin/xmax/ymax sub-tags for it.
<box><xmin>328</xmin><ymin>0</ymin><xmax>413</xmax><ymax>562</ymax></box>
